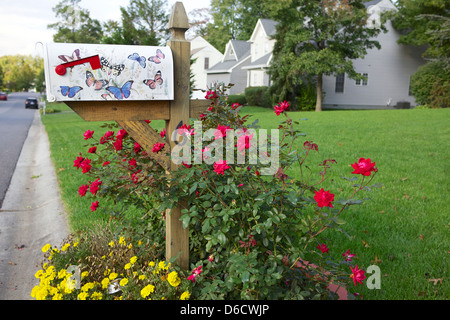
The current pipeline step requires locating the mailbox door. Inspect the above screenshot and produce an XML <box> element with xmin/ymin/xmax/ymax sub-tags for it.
<box><xmin>43</xmin><ymin>43</ymin><xmax>173</xmax><ymax>102</ymax></box>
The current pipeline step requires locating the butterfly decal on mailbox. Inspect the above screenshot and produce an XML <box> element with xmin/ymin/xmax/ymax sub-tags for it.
<box><xmin>128</xmin><ymin>52</ymin><xmax>146</xmax><ymax>69</ymax></box>
<box><xmin>85</xmin><ymin>71</ymin><xmax>109</xmax><ymax>90</ymax></box>
<box><xmin>106</xmin><ymin>81</ymin><xmax>134</xmax><ymax>100</ymax></box>
<box><xmin>148</xmin><ymin>49</ymin><xmax>165</xmax><ymax>64</ymax></box>
<box><xmin>60</xmin><ymin>85</ymin><xmax>83</xmax><ymax>98</ymax></box>
<box><xmin>58</xmin><ymin>49</ymin><xmax>81</xmax><ymax>63</ymax></box>
<box><xmin>143</xmin><ymin>71</ymin><xmax>163</xmax><ymax>90</ymax></box>
<box><xmin>100</xmin><ymin>57</ymin><xmax>125</xmax><ymax>76</ymax></box>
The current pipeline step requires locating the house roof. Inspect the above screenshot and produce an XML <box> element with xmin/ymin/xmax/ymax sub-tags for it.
<box><xmin>242</xmin><ymin>52</ymin><xmax>272</xmax><ymax>70</ymax></box>
<box><xmin>207</xmin><ymin>40</ymin><xmax>251</xmax><ymax>73</ymax></box>
<box><xmin>229</xmin><ymin>40</ymin><xmax>251</xmax><ymax>60</ymax></box>
<box><xmin>259</xmin><ymin>19</ymin><xmax>278</xmax><ymax>37</ymax></box>
<box><xmin>364</xmin><ymin>0</ymin><xmax>383</xmax><ymax>7</ymax></box>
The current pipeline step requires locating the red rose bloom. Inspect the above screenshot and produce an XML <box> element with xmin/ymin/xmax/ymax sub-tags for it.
<box><xmin>314</xmin><ymin>188</ymin><xmax>334</xmax><ymax>208</ymax></box>
<box><xmin>90</xmin><ymin>201</ymin><xmax>99</xmax><ymax>212</ymax></box>
<box><xmin>351</xmin><ymin>158</ymin><xmax>376</xmax><ymax>176</ymax></box>
<box><xmin>152</xmin><ymin>142</ymin><xmax>165</xmax><ymax>153</ymax></box>
<box><xmin>83</xmin><ymin>130</ymin><xmax>94</xmax><ymax>140</ymax></box>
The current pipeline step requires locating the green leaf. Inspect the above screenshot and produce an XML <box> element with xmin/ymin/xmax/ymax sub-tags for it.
<box><xmin>180</xmin><ymin>214</ymin><xmax>190</xmax><ymax>229</ymax></box>
<box><xmin>217</xmin><ymin>232</ymin><xmax>227</xmax><ymax>246</ymax></box>
<box><xmin>241</xmin><ymin>271</ymin><xmax>250</xmax><ymax>283</ymax></box>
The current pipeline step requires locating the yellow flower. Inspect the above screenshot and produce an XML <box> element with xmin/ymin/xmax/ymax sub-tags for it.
<box><xmin>108</xmin><ymin>241</ymin><xmax>115</xmax><ymax>247</ymax></box>
<box><xmin>128</xmin><ymin>243</ymin><xmax>133</xmax><ymax>249</ymax></box>
<box><xmin>138</xmin><ymin>240</ymin><xmax>142</xmax><ymax>246</ymax></box>
<box><xmin>81</xmin><ymin>282</ymin><xmax>95</xmax><ymax>292</ymax></box>
<box><xmin>167</xmin><ymin>271</ymin><xmax>181</xmax><ymax>287</ymax></box>
<box><xmin>73</xmin><ymin>241</ymin><xmax>79</xmax><ymax>247</ymax></box>
<box><xmin>57</xmin><ymin>269</ymin><xmax>67</xmax><ymax>279</ymax></box>
<box><xmin>140</xmin><ymin>284</ymin><xmax>155</xmax><ymax>298</ymax></box>
<box><xmin>158</xmin><ymin>261</ymin><xmax>170</xmax><ymax>270</ymax></box>
<box><xmin>101</xmin><ymin>278</ymin><xmax>110</xmax><ymax>289</ymax></box>
<box><xmin>52</xmin><ymin>293</ymin><xmax>63</xmax><ymax>300</ymax></box>
<box><xmin>81</xmin><ymin>271</ymin><xmax>89</xmax><ymax>279</ymax></box>
<box><xmin>109</xmin><ymin>272</ymin><xmax>118</xmax><ymax>280</ymax></box>
<box><xmin>180</xmin><ymin>291</ymin><xmax>190</xmax><ymax>300</ymax></box>
<box><xmin>41</xmin><ymin>244</ymin><xmax>51</xmax><ymax>253</ymax></box>
<box><xmin>35</xmin><ymin>269</ymin><xmax>44</xmax><ymax>279</ymax></box>
<box><xmin>124</xmin><ymin>263</ymin><xmax>132</xmax><ymax>270</ymax></box>
<box><xmin>91</xmin><ymin>291</ymin><xmax>103</xmax><ymax>300</ymax></box>
<box><xmin>61</xmin><ymin>243</ymin><xmax>71</xmax><ymax>252</ymax></box>
<box><xmin>104</xmin><ymin>269</ymin><xmax>111</xmax><ymax>276</ymax></box>
<box><xmin>78</xmin><ymin>291</ymin><xmax>89</xmax><ymax>300</ymax></box>
<box><xmin>138</xmin><ymin>274</ymin><xmax>147</xmax><ymax>281</ymax></box>
<box><xmin>130</xmin><ymin>256</ymin><xmax>138</xmax><ymax>264</ymax></box>
<box><xmin>149</xmin><ymin>261</ymin><xmax>155</xmax><ymax>267</ymax></box>
<box><xmin>119</xmin><ymin>278</ymin><xmax>128</xmax><ymax>286</ymax></box>
<box><xmin>119</xmin><ymin>236</ymin><xmax>126</xmax><ymax>245</ymax></box>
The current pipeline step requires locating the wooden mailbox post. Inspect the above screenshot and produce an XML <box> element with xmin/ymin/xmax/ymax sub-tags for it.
<box><xmin>59</xmin><ymin>2</ymin><xmax>209</xmax><ymax>270</ymax></box>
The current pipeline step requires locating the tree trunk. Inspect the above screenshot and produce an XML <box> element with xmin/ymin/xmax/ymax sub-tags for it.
<box><xmin>315</xmin><ymin>73</ymin><xmax>323</xmax><ymax>112</ymax></box>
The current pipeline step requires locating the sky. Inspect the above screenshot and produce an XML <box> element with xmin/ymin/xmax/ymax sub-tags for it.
<box><xmin>0</xmin><ymin>0</ymin><xmax>211</xmax><ymax>57</ymax></box>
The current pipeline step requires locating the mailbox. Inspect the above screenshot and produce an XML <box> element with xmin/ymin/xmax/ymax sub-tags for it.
<box><xmin>43</xmin><ymin>42</ymin><xmax>174</xmax><ymax>102</ymax></box>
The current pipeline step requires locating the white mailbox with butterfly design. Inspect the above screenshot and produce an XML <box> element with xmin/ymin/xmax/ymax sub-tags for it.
<box><xmin>43</xmin><ymin>42</ymin><xmax>173</xmax><ymax>102</ymax></box>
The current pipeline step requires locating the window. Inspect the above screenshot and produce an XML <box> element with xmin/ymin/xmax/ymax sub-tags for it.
<box><xmin>335</xmin><ymin>73</ymin><xmax>345</xmax><ymax>93</ymax></box>
<box><xmin>204</xmin><ymin>57</ymin><xmax>209</xmax><ymax>70</ymax></box>
<box><xmin>355</xmin><ymin>73</ymin><xmax>368</xmax><ymax>86</ymax></box>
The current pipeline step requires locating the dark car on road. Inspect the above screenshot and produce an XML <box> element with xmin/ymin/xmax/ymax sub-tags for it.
<box><xmin>0</xmin><ymin>92</ymin><xmax>7</xmax><ymax>101</ymax></box>
<box><xmin>25</xmin><ymin>97</ymin><xmax>39</xmax><ymax>109</ymax></box>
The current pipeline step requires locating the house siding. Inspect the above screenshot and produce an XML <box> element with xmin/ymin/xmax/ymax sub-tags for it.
<box><xmin>322</xmin><ymin>21</ymin><xmax>426</xmax><ymax>109</ymax></box>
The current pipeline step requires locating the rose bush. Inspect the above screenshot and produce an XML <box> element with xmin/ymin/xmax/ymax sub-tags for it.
<box><xmin>63</xmin><ymin>83</ymin><xmax>380</xmax><ymax>300</ymax></box>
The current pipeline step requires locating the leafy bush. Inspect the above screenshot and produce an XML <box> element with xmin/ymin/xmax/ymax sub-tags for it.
<box><xmin>36</xmin><ymin>84</ymin><xmax>380</xmax><ymax>300</ymax></box>
<box><xmin>244</xmin><ymin>86</ymin><xmax>272</xmax><ymax>108</ymax></box>
<box><xmin>227</xmin><ymin>94</ymin><xmax>247</xmax><ymax>106</ymax></box>
<box><xmin>410</xmin><ymin>60</ymin><xmax>449</xmax><ymax>108</ymax></box>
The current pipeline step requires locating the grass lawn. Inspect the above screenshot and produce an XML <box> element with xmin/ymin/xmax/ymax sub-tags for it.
<box><xmin>41</xmin><ymin>103</ymin><xmax>449</xmax><ymax>300</ymax></box>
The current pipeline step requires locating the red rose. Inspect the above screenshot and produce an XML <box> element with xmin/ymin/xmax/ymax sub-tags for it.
<box><xmin>83</xmin><ymin>130</ymin><xmax>94</xmax><ymax>140</ymax></box>
<box><xmin>351</xmin><ymin>158</ymin><xmax>376</xmax><ymax>176</ymax></box>
<box><xmin>314</xmin><ymin>188</ymin><xmax>334</xmax><ymax>208</ymax></box>
<box><xmin>152</xmin><ymin>142</ymin><xmax>165</xmax><ymax>153</ymax></box>
<box><xmin>90</xmin><ymin>201</ymin><xmax>99</xmax><ymax>212</ymax></box>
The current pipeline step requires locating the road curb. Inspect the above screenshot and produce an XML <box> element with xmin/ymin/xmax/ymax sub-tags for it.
<box><xmin>0</xmin><ymin>110</ymin><xmax>69</xmax><ymax>300</ymax></box>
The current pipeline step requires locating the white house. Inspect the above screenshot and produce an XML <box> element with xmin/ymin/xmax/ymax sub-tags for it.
<box><xmin>205</xmin><ymin>40</ymin><xmax>251</xmax><ymax>95</ymax></box>
<box><xmin>203</xmin><ymin>0</ymin><xmax>425</xmax><ymax>108</ymax></box>
<box><xmin>242</xmin><ymin>19</ymin><xmax>278</xmax><ymax>87</ymax></box>
<box><xmin>322</xmin><ymin>0</ymin><xmax>426</xmax><ymax>109</ymax></box>
<box><xmin>190</xmin><ymin>36</ymin><xmax>224</xmax><ymax>99</ymax></box>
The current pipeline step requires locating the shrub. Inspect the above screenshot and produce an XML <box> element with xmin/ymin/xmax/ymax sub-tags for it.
<box><xmin>38</xmin><ymin>83</ymin><xmax>381</xmax><ymax>300</ymax></box>
<box><xmin>227</xmin><ymin>94</ymin><xmax>247</xmax><ymax>106</ymax></box>
<box><xmin>410</xmin><ymin>60</ymin><xmax>449</xmax><ymax>108</ymax></box>
<box><xmin>244</xmin><ymin>86</ymin><xmax>272</xmax><ymax>108</ymax></box>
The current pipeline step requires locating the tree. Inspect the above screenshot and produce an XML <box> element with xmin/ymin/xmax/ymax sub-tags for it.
<box><xmin>268</xmin><ymin>0</ymin><xmax>387</xmax><ymax>111</ymax></box>
<box><xmin>103</xmin><ymin>0</ymin><xmax>169</xmax><ymax>46</ymax></box>
<box><xmin>392</xmin><ymin>0</ymin><xmax>449</xmax><ymax>108</ymax></box>
<box><xmin>393</xmin><ymin>0</ymin><xmax>450</xmax><ymax>61</ymax></box>
<box><xmin>48</xmin><ymin>0</ymin><xmax>103</xmax><ymax>43</ymax></box>
<box><xmin>204</xmin><ymin>0</ymin><xmax>273</xmax><ymax>53</ymax></box>
<box><xmin>0</xmin><ymin>55</ymin><xmax>42</xmax><ymax>92</ymax></box>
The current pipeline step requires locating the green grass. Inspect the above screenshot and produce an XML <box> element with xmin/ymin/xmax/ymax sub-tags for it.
<box><xmin>41</xmin><ymin>104</ymin><xmax>449</xmax><ymax>300</ymax></box>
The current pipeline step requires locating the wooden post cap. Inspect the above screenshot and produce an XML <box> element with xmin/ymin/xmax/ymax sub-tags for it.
<box><xmin>168</xmin><ymin>2</ymin><xmax>189</xmax><ymax>31</ymax></box>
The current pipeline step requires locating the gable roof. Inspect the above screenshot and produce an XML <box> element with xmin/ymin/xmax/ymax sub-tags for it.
<box><xmin>228</xmin><ymin>40</ymin><xmax>251</xmax><ymax>60</ymax></box>
<box><xmin>249</xmin><ymin>19</ymin><xmax>278</xmax><ymax>42</ymax></box>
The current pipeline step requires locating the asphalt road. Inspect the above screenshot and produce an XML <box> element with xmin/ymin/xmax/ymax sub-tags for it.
<box><xmin>0</xmin><ymin>95</ymin><xmax>69</xmax><ymax>299</ymax></box>
<box><xmin>0</xmin><ymin>92</ymin><xmax>38</xmax><ymax>207</ymax></box>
